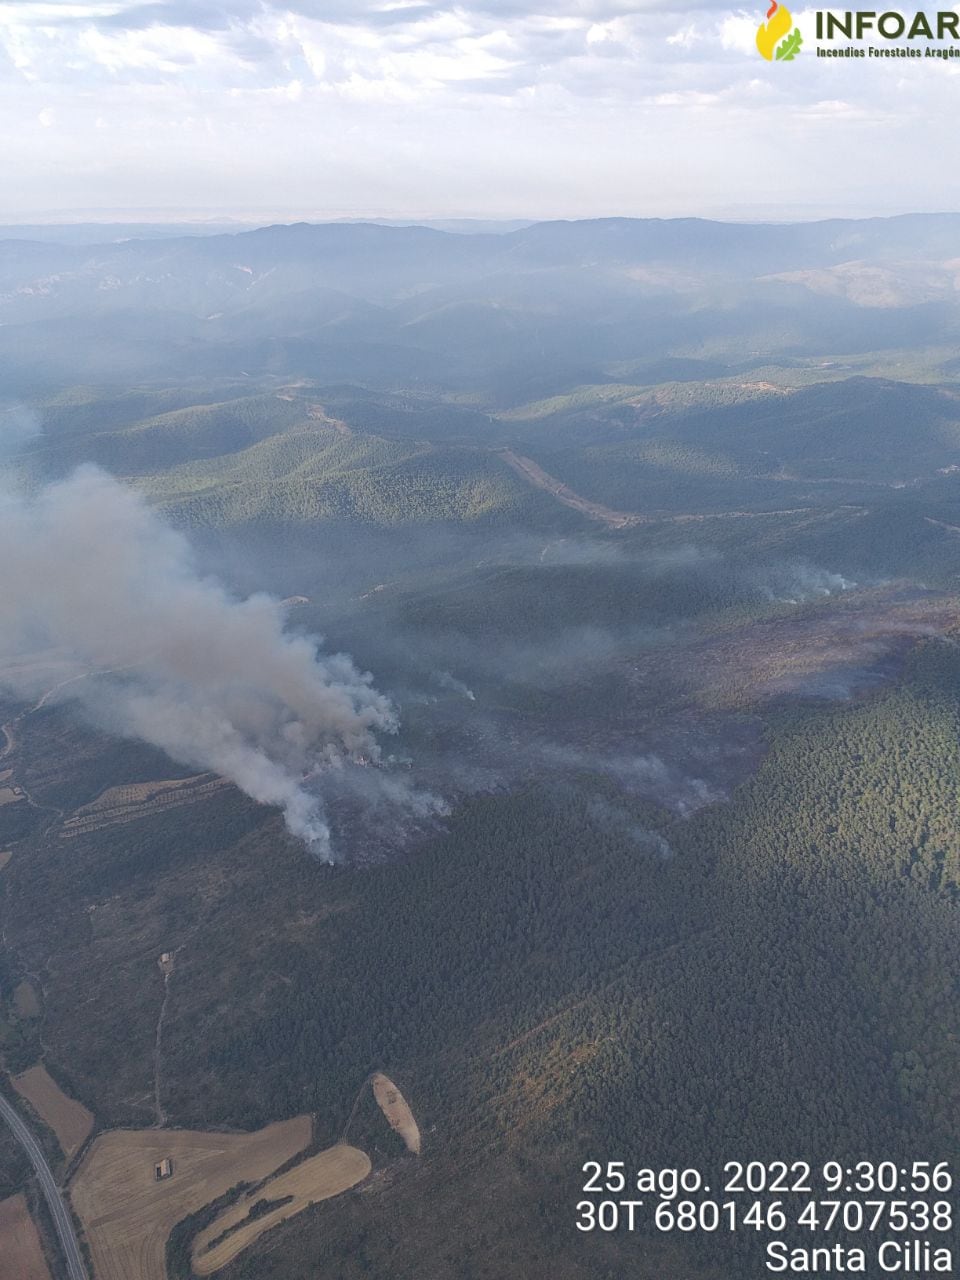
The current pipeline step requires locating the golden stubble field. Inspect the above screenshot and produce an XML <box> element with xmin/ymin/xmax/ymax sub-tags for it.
<box><xmin>12</xmin><ymin>1064</ymin><xmax>94</xmax><ymax>1163</ymax></box>
<box><xmin>0</xmin><ymin>1193</ymin><xmax>53</xmax><ymax>1280</ymax></box>
<box><xmin>191</xmin><ymin>1142</ymin><xmax>371</xmax><ymax>1275</ymax></box>
<box><xmin>69</xmin><ymin>1117</ymin><xmax>312</xmax><ymax>1280</ymax></box>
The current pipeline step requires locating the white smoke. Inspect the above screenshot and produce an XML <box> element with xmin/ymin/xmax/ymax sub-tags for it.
<box><xmin>435</xmin><ymin>671</ymin><xmax>476</xmax><ymax>701</ymax></box>
<box><xmin>541</xmin><ymin>744</ymin><xmax>720</xmax><ymax>816</ymax></box>
<box><xmin>0</xmin><ymin>466</ymin><xmax>399</xmax><ymax>859</ymax></box>
<box><xmin>0</xmin><ymin>403</ymin><xmax>41</xmax><ymax>455</ymax></box>
<box><xmin>760</xmin><ymin>562</ymin><xmax>857</xmax><ymax>604</ymax></box>
<box><xmin>585</xmin><ymin>798</ymin><xmax>673</xmax><ymax>858</ymax></box>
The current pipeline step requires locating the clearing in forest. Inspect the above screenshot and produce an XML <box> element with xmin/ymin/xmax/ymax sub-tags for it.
<box><xmin>371</xmin><ymin>1072</ymin><xmax>421</xmax><ymax>1154</ymax></box>
<box><xmin>0</xmin><ymin>1193</ymin><xmax>53</xmax><ymax>1280</ymax></box>
<box><xmin>190</xmin><ymin>1142</ymin><xmax>371</xmax><ymax>1275</ymax></box>
<box><xmin>69</xmin><ymin>1117</ymin><xmax>311</xmax><ymax>1280</ymax></box>
<box><xmin>13</xmin><ymin>981</ymin><xmax>41</xmax><ymax>1019</ymax></box>
<box><xmin>12</xmin><ymin>1065</ymin><xmax>94</xmax><ymax>1163</ymax></box>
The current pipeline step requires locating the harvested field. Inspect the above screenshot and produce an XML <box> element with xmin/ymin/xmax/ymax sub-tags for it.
<box><xmin>191</xmin><ymin>1143</ymin><xmax>371</xmax><ymax>1275</ymax></box>
<box><xmin>0</xmin><ymin>1193</ymin><xmax>53</xmax><ymax>1280</ymax></box>
<box><xmin>371</xmin><ymin>1073</ymin><xmax>421</xmax><ymax>1154</ymax></box>
<box><xmin>13</xmin><ymin>980</ymin><xmax>41</xmax><ymax>1019</ymax></box>
<box><xmin>70</xmin><ymin>1117</ymin><xmax>311</xmax><ymax>1280</ymax></box>
<box><xmin>60</xmin><ymin>774</ymin><xmax>228</xmax><ymax>838</ymax></box>
<box><xmin>12</xmin><ymin>1065</ymin><xmax>94</xmax><ymax>1162</ymax></box>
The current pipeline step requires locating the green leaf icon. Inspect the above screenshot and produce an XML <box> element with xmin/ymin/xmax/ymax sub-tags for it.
<box><xmin>775</xmin><ymin>27</ymin><xmax>803</xmax><ymax>60</ymax></box>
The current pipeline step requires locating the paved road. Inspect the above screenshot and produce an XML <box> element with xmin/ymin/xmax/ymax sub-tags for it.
<box><xmin>0</xmin><ymin>1089</ymin><xmax>88</xmax><ymax>1280</ymax></box>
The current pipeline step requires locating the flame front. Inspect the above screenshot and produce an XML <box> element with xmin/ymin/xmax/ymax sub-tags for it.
<box><xmin>756</xmin><ymin>0</ymin><xmax>792</xmax><ymax>58</ymax></box>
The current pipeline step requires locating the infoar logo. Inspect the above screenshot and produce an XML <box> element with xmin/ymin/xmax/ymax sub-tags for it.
<box><xmin>756</xmin><ymin>0</ymin><xmax>803</xmax><ymax>59</ymax></box>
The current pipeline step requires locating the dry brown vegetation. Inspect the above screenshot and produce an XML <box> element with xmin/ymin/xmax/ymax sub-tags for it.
<box><xmin>307</xmin><ymin>404</ymin><xmax>352</xmax><ymax>434</ymax></box>
<box><xmin>12</xmin><ymin>1065</ymin><xmax>94</xmax><ymax>1163</ymax></box>
<box><xmin>0</xmin><ymin>787</ymin><xmax>24</xmax><ymax>807</ymax></box>
<box><xmin>60</xmin><ymin>774</ymin><xmax>228</xmax><ymax>838</ymax></box>
<box><xmin>69</xmin><ymin>1117</ymin><xmax>311</xmax><ymax>1280</ymax></box>
<box><xmin>0</xmin><ymin>1193</ymin><xmax>53</xmax><ymax>1280</ymax></box>
<box><xmin>0</xmin><ymin>851</ymin><xmax>11</xmax><ymax>872</ymax></box>
<box><xmin>371</xmin><ymin>1073</ymin><xmax>421</xmax><ymax>1154</ymax></box>
<box><xmin>190</xmin><ymin>1143</ymin><xmax>371</xmax><ymax>1275</ymax></box>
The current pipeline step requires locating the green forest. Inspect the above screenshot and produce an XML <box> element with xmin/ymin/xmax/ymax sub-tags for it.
<box><xmin>2</xmin><ymin>637</ymin><xmax>959</xmax><ymax>1277</ymax></box>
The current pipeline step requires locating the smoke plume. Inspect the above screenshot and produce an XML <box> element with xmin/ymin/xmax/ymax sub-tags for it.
<box><xmin>0</xmin><ymin>466</ymin><xmax>399</xmax><ymax>858</ymax></box>
<box><xmin>434</xmin><ymin>671</ymin><xmax>476</xmax><ymax>700</ymax></box>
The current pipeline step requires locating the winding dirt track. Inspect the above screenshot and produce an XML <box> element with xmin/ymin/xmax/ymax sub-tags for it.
<box><xmin>497</xmin><ymin>448</ymin><xmax>816</xmax><ymax>528</ymax></box>
<box><xmin>497</xmin><ymin>450</ymin><xmax>643</xmax><ymax>528</ymax></box>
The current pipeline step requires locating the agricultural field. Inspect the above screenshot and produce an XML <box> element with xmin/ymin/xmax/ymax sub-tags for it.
<box><xmin>60</xmin><ymin>774</ymin><xmax>229</xmax><ymax>839</ymax></box>
<box><xmin>190</xmin><ymin>1142</ymin><xmax>371</xmax><ymax>1275</ymax></box>
<box><xmin>69</xmin><ymin>1117</ymin><xmax>312</xmax><ymax>1280</ymax></box>
<box><xmin>371</xmin><ymin>1074</ymin><xmax>420</xmax><ymax>1155</ymax></box>
<box><xmin>12</xmin><ymin>1065</ymin><xmax>94</xmax><ymax>1163</ymax></box>
<box><xmin>0</xmin><ymin>1193</ymin><xmax>53</xmax><ymax>1280</ymax></box>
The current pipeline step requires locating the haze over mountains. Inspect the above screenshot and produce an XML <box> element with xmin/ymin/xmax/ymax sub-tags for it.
<box><xmin>5</xmin><ymin>213</ymin><xmax>960</xmax><ymax>397</ymax></box>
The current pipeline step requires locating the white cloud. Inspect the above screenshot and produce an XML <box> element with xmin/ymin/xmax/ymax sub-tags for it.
<box><xmin>666</xmin><ymin>24</ymin><xmax>700</xmax><ymax>47</ymax></box>
<box><xmin>719</xmin><ymin>12</ymin><xmax>759</xmax><ymax>54</ymax></box>
<box><xmin>0</xmin><ymin>0</ymin><xmax>952</xmax><ymax>218</ymax></box>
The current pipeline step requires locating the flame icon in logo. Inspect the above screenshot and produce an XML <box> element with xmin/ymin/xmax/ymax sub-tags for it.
<box><xmin>756</xmin><ymin>0</ymin><xmax>803</xmax><ymax>60</ymax></box>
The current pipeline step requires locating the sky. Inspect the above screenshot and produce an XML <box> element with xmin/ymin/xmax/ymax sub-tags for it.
<box><xmin>2</xmin><ymin>0</ymin><xmax>959</xmax><ymax>222</ymax></box>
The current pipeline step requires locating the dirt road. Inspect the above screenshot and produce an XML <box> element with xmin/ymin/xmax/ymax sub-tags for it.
<box><xmin>497</xmin><ymin>449</ymin><xmax>644</xmax><ymax>529</ymax></box>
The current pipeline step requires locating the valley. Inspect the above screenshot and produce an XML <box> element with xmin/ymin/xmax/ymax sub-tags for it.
<box><xmin>1</xmin><ymin>215</ymin><xmax>960</xmax><ymax>1279</ymax></box>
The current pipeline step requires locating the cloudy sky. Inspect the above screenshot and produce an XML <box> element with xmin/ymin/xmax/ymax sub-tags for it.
<box><xmin>1</xmin><ymin>0</ymin><xmax>958</xmax><ymax>222</ymax></box>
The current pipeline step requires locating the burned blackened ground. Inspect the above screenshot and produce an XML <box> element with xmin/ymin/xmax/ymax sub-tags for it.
<box><xmin>310</xmin><ymin>581</ymin><xmax>960</xmax><ymax>864</ymax></box>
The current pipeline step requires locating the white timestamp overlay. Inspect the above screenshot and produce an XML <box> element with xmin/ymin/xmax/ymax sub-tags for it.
<box><xmin>576</xmin><ymin>1161</ymin><xmax>956</xmax><ymax>1273</ymax></box>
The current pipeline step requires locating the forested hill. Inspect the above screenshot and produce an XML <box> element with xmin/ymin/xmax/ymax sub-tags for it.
<box><xmin>5</xmin><ymin>213</ymin><xmax>960</xmax><ymax>394</ymax></box>
<box><xmin>4</xmin><ymin>641</ymin><xmax>958</xmax><ymax>1279</ymax></box>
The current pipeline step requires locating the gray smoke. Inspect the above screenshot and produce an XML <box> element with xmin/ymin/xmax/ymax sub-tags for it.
<box><xmin>0</xmin><ymin>465</ymin><xmax>400</xmax><ymax>859</ymax></box>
